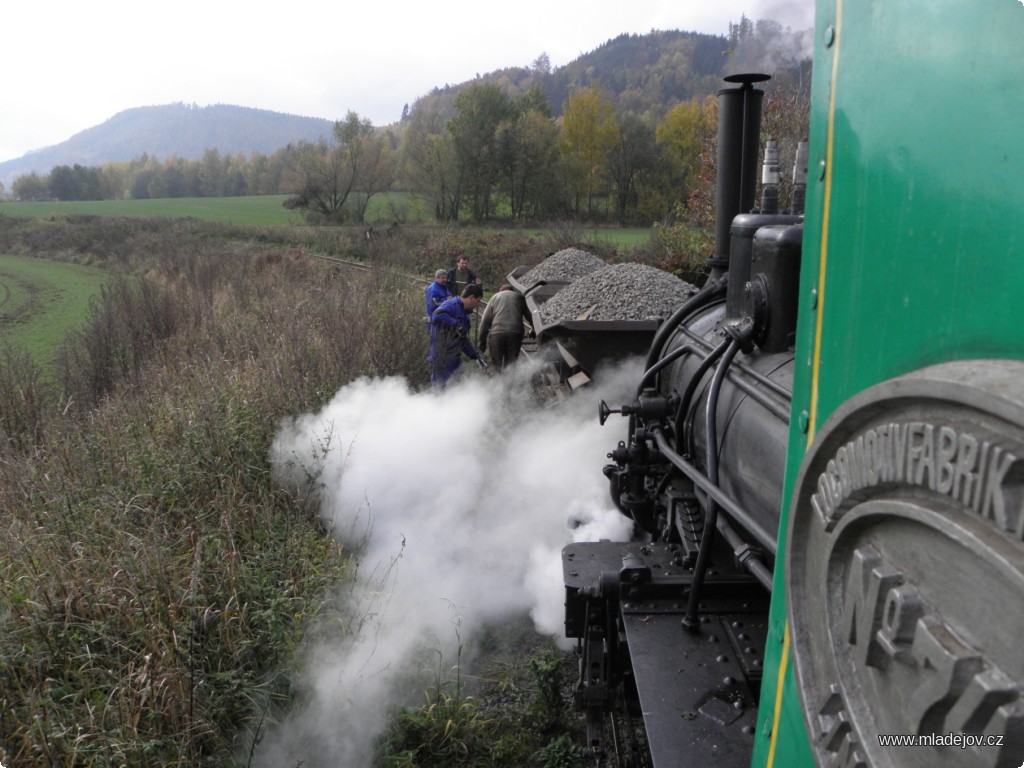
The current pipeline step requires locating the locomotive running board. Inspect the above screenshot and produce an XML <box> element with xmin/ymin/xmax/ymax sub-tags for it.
<box><xmin>621</xmin><ymin>608</ymin><xmax>765</xmax><ymax>767</ymax></box>
<box><xmin>563</xmin><ymin>540</ymin><xmax>769</xmax><ymax>767</ymax></box>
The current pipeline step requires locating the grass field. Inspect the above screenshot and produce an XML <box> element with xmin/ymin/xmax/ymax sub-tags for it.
<box><xmin>0</xmin><ymin>195</ymin><xmax>656</xmax><ymax>247</ymax></box>
<box><xmin>0</xmin><ymin>201</ymin><xmax>658</xmax><ymax>370</ymax></box>
<box><xmin>0</xmin><ymin>195</ymin><xmax>305</xmax><ymax>226</ymax></box>
<box><xmin>0</xmin><ymin>253</ymin><xmax>111</xmax><ymax>365</ymax></box>
<box><xmin>0</xmin><ymin>212</ymin><xmax>706</xmax><ymax>764</ymax></box>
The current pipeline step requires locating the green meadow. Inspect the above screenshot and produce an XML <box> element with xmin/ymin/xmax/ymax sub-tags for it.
<box><xmin>0</xmin><ymin>194</ymin><xmax>655</xmax><ymax>245</ymax></box>
<box><xmin>0</xmin><ymin>253</ymin><xmax>111</xmax><ymax>365</ymax></box>
<box><xmin>0</xmin><ymin>198</ymin><xmax>657</xmax><ymax>371</ymax></box>
<box><xmin>0</xmin><ymin>194</ymin><xmax>305</xmax><ymax>226</ymax></box>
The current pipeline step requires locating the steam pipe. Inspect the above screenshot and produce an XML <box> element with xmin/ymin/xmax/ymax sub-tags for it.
<box><xmin>682</xmin><ymin>336</ymin><xmax>741</xmax><ymax>631</ymax></box>
<box><xmin>643</xmin><ymin>277</ymin><xmax>727</xmax><ymax>373</ymax></box>
<box><xmin>675</xmin><ymin>336</ymin><xmax>731</xmax><ymax>455</ymax></box>
<box><xmin>649</xmin><ymin>429</ymin><xmax>777</xmax><ymax>555</ymax></box>
<box><xmin>715</xmin><ymin>516</ymin><xmax>773</xmax><ymax>590</ymax></box>
<box><xmin>636</xmin><ymin>344</ymin><xmax>702</xmax><ymax>395</ymax></box>
<box><xmin>676</xmin><ymin>326</ymin><xmax>792</xmax><ymax>404</ymax></box>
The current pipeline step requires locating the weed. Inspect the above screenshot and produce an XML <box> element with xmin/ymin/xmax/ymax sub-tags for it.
<box><xmin>0</xmin><ymin>216</ymin><xmax>609</xmax><ymax>766</ymax></box>
<box><xmin>377</xmin><ymin>643</ymin><xmax>490</xmax><ymax>767</ymax></box>
<box><xmin>533</xmin><ymin>733</ymin><xmax>584</xmax><ymax>768</ymax></box>
<box><xmin>528</xmin><ymin>651</ymin><xmax>566</xmax><ymax>723</ymax></box>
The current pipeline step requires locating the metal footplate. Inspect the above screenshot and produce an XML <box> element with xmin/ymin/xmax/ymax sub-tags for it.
<box><xmin>622</xmin><ymin>609</ymin><xmax>765</xmax><ymax>767</ymax></box>
<box><xmin>563</xmin><ymin>540</ymin><xmax>769</xmax><ymax>767</ymax></box>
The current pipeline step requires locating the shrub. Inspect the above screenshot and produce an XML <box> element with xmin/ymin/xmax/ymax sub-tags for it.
<box><xmin>0</xmin><ymin>216</ymin><xmax>595</xmax><ymax>766</ymax></box>
<box><xmin>0</xmin><ymin>342</ymin><xmax>48</xmax><ymax>453</ymax></box>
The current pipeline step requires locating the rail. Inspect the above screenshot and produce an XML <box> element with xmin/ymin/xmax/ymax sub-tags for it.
<box><xmin>308</xmin><ymin>253</ymin><xmax>489</xmax><ymax>311</ymax></box>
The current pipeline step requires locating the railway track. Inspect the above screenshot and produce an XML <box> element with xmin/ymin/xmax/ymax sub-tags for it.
<box><xmin>309</xmin><ymin>252</ymin><xmax>493</xmax><ymax>314</ymax></box>
<box><xmin>309</xmin><ymin>253</ymin><xmax>432</xmax><ymax>289</ymax></box>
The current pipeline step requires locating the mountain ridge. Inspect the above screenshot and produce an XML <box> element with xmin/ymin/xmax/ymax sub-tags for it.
<box><xmin>0</xmin><ymin>22</ymin><xmax>809</xmax><ymax>190</ymax></box>
<box><xmin>0</xmin><ymin>104</ymin><xmax>334</xmax><ymax>188</ymax></box>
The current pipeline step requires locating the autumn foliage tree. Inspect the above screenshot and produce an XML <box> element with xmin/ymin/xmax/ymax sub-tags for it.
<box><xmin>560</xmin><ymin>86</ymin><xmax>619</xmax><ymax>218</ymax></box>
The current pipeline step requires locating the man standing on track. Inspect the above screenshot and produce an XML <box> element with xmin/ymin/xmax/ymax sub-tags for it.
<box><xmin>447</xmin><ymin>256</ymin><xmax>481</xmax><ymax>298</ymax></box>
<box><xmin>424</xmin><ymin>269</ymin><xmax>452</xmax><ymax>321</ymax></box>
<box><xmin>428</xmin><ymin>284</ymin><xmax>486</xmax><ymax>389</ymax></box>
<box><xmin>478</xmin><ymin>283</ymin><xmax>528</xmax><ymax>372</ymax></box>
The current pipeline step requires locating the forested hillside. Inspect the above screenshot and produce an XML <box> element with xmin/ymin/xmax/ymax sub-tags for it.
<box><xmin>2</xmin><ymin>18</ymin><xmax>811</xmax><ymax>227</ymax></box>
<box><xmin>410</xmin><ymin>29</ymin><xmax>729</xmax><ymax>122</ymax></box>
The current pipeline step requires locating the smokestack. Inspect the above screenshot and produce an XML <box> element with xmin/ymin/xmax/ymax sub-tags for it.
<box><xmin>710</xmin><ymin>73</ymin><xmax>770</xmax><ymax>280</ymax></box>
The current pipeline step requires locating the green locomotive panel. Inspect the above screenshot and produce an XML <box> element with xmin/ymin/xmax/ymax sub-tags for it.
<box><xmin>757</xmin><ymin>2</ymin><xmax>1024</xmax><ymax>767</ymax></box>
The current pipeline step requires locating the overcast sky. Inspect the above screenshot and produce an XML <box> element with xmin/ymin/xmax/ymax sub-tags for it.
<box><xmin>1</xmin><ymin>0</ymin><xmax>814</xmax><ymax>164</ymax></box>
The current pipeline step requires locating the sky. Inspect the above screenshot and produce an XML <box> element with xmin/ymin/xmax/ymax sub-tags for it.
<box><xmin>1</xmin><ymin>1</ymin><xmax>814</xmax><ymax>164</ymax></box>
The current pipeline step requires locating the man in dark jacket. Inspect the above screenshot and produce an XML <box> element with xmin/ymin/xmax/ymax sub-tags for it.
<box><xmin>428</xmin><ymin>284</ymin><xmax>485</xmax><ymax>389</ymax></box>
<box><xmin>447</xmin><ymin>256</ymin><xmax>481</xmax><ymax>298</ymax></box>
<box><xmin>478</xmin><ymin>284</ymin><xmax>529</xmax><ymax>371</ymax></box>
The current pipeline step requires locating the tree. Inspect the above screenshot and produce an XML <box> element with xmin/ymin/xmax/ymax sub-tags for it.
<box><xmin>12</xmin><ymin>172</ymin><xmax>49</xmax><ymax>201</ymax></box>
<box><xmin>222</xmin><ymin>153</ymin><xmax>249</xmax><ymax>197</ymax></box>
<box><xmin>49</xmin><ymin>165</ymin><xmax>80</xmax><ymax>201</ymax></box>
<box><xmin>125</xmin><ymin>154</ymin><xmax>163</xmax><ymax>200</ymax></box>
<box><xmin>45</xmin><ymin>164</ymin><xmax>103</xmax><ymax>201</ymax></box>
<box><xmin>283</xmin><ymin>111</ymin><xmax>394</xmax><ymax>223</ymax></box>
<box><xmin>656</xmin><ymin>96</ymin><xmax>716</xmax><ymax>211</ymax></box>
<box><xmin>727</xmin><ymin>14</ymin><xmax>756</xmax><ymax>54</ymax></box>
<box><xmin>199</xmin><ymin>149</ymin><xmax>227</xmax><ymax>197</ymax></box>
<box><xmin>245</xmin><ymin>152</ymin><xmax>283</xmax><ymax>197</ymax></box>
<box><xmin>607</xmin><ymin>113</ymin><xmax>658</xmax><ymax>223</ymax></box>
<box><xmin>560</xmin><ymin>86</ymin><xmax>619</xmax><ymax>218</ymax></box>
<box><xmin>400</xmin><ymin>109</ymin><xmax>460</xmax><ymax>221</ymax></box>
<box><xmin>496</xmin><ymin>89</ymin><xmax>561</xmax><ymax>219</ymax></box>
<box><xmin>282</xmin><ymin>139</ymin><xmax>347</xmax><ymax>219</ymax></box>
<box><xmin>447</xmin><ymin>84</ymin><xmax>512</xmax><ymax>221</ymax></box>
<box><xmin>334</xmin><ymin>113</ymin><xmax>394</xmax><ymax>223</ymax></box>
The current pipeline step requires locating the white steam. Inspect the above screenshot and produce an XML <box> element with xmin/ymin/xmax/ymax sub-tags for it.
<box><xmin>727</xmin><ymin>2</ymin><xmax>815</xmax><ymax>75</ymax></box>
<box><xmin>252</xmin><ymin>360</ymin><xmax>639</xmax><ymax>766</ymax></box>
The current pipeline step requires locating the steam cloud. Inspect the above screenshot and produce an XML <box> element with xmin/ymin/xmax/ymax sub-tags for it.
<box><xmin>728</xmin><ymin>1</ymin><xmax>815</xmax><ymax>74</ymax></box>
<box><xmin>252</xmin><ymin>360</ymin><xmax>639</xmax><ymax>765</ymax></box>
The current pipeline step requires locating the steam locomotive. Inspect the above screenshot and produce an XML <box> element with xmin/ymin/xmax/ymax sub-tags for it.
<box><xmin>543</xmin><ymin>3</ymin><xmax>1024</xmax><ymax>767</ymax></box>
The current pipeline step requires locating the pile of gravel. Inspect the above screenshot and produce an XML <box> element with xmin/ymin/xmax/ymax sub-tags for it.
<box><xmin>519</xmin><ymin>248</ymin><xmax>606</xmax><ymax>285</ymax></box>
<box><xmin>539</xmin><ymin>262</ymin><xmax>698</xmax><ymax>323</ymax></box>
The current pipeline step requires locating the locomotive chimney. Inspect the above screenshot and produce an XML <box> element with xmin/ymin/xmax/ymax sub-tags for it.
<box><xmin>709</xmin><ymin>73</ymin><xmax>769</xmax><ymax>280</ymax></box>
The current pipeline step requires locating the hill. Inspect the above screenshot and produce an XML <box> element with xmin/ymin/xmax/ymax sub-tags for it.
<box><xmin>0</xmin><ymin>104</ymin><xmax>334</xmax><ymax>188</ymax></box>
<box><xmin>407</xmin><ymin>29</ymin><xmax>730</xmax><ymax>122</ymax></box>
<box><xmin>0</xmin><ymin>21</ymin><xmax>810</xmax><ymax>191</ymax></box>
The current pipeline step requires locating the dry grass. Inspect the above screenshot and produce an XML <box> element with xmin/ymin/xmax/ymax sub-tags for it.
<box><xmin>0</xmin><ymin>218</ymin><xmax>449</xmax><ymax>766</ymax></box>
<box><xmin>0</xmin><ymin>214</ymin><xmax>704</xmax><ymax>765</ymax></box>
